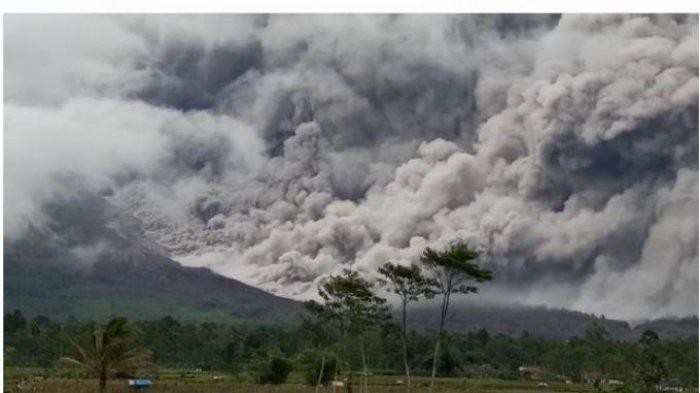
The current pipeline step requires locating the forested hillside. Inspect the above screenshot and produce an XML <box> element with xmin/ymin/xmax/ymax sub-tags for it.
<box><xmin>5</xmin><ymin>311</ymin><xmax>698</xmax><ymax>388</ymax></box>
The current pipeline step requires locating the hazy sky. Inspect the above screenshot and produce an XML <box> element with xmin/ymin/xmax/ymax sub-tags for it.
<box><xmin>4</xmin><ymin>14</ymin><xmax>698</xmax><ymax>320</ymax></box>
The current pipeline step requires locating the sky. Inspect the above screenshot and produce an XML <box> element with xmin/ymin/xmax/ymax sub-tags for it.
<box><xmin>3</xmin><ymin>14</ymin><xmax>698</xmax><ymax>320</ymax></box>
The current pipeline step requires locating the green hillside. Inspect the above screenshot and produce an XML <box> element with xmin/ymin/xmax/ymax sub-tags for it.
<box><xmin>4</xmin><ymin>247</ymin><xmax>301</xmax><ymax>325</ymax></box>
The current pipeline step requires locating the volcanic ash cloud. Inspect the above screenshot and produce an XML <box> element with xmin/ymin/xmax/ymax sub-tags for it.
<box><xmin>3</xmin><ymin>14</ymin><xmax>698</xmax><ymax>320</ymax></box>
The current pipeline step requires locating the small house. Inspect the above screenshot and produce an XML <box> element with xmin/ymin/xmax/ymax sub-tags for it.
<box><xmin>519</xmin><ymin>366</ymin><xmax>545</xmax><ymax>380</ymax></box>
<box><xmin>581</xmin><ymin>371</ymin><xmax>605</xmax><ymax>384</ymax></box>
<box><xmin>657</xmin><ymin>379</ymin><xmax>685</xmax><ymax>392</ymax></box>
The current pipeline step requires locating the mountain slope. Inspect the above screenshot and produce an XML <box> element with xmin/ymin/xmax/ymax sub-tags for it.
<box><xmin>4</xmin><ymin>193</ymin><xmax>302</xmax><ymax>324</ymax></box>
<box><xmin>5</xmin><ymin>243</ymin><xmax>696</xmax><ymax>339</ymax></box>
<box><xmin>4</xmin><ymin>242</ymin><xmax>301</xmax><ymax>324</ymax></box>
<box><xmin>406</xmin><ymin>302</ymin><xmax>698</xmax><ymax>341</ymax></box>
<box><xmin>3</xmin><ymin>193</ymin><xmax>695</xmax><ymax>336</ymax></box>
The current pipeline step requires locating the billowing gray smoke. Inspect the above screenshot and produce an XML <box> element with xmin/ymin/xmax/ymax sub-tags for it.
<box><xmin>4</xmin><ymin>14</ymin><xmax>698</xmax><ymax>320</ymax></box>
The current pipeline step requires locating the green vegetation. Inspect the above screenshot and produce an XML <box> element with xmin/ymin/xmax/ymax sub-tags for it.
<box><xmin>58</xmin><ymin>317</ymin><xmax>153</xmax><ymax>392</ymax></box>
<box><xmin>379</xmin><ymin>262</ymin><xmax>436</xmax><ymax>393</ymax></box>
<box><xmin>250</xmin><ymin>349</ymin><xmax>293</xmax><ymax>384</ymax></box>
<box><xmin>5</xmin><ymin>303</ymin><xmax>697</xmax><ymax>391</ymax></box>
<box><xmin>419</xmin><ymin>241</ymin><xmax>493</xmax><ymax>392</ymax></box>
<box><xmin>314</xmin><ymin>268</ymin><xmax>390</xmax><ymax>392</ymax></box>
<box><xmin>298</xmin><ymin>349</ymin><xmax>338</xmax><ymax>386</ymax></box>
<box><xmin>0</xmin><ymin>370</ymin><xmax>613</xmax><ymax>393</ymax></box>
<box><xmin>4</xmin><ymin>242</ymin><xmax>698</xmax><ymax>392</ymax></box>
<box><xmin>4</xmin><ymin>249</ymin><xmax>301</xmax><ymax>325</ymax></box>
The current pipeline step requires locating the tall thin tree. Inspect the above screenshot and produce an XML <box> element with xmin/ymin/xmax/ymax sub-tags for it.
<box><xmin>420</xmin><ymin>241</ymin><xmax>492</xmax><ymax>393</ymax></box>
<box><xmin>318</xmin><ymin>269</ymin><xmax>389</xmax><ymax>393</ymax></box>
<box><xmin>378</xmin><ymin>262</ymin><xmax>436</xmax><ymax>393</ymax></box>
<box><xmin>303</xmin><ymin>300</ymin><xmax>338</xmax><ymax>393</ymax></box>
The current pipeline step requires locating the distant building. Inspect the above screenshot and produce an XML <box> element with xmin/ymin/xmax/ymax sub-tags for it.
<box><xmin>581</xmin><ymin>371</ymin><xmax>605</xmax><ymax>384</ymax></box>
<box><xmin>580</xmin><ymin>373</ymin><xmax>627</xmax><ymax>386</ymax></box>
<box><xmin>657</xmin><ymin>379</ymin><xmax>685</xmax><ymax>392</ymax></box>
<box><xmin>519</xmin><ymin>366</ymin><xmax>545</xmax><ymax>380</ymax></box>
<box><xmin>128</xmin><ymin>379</ymin><xmax>153</xmax><ymax>390</ymax></box>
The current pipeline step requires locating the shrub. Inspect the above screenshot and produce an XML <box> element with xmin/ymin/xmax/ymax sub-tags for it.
<box><xmin>250</xmin><ymin>349</ymin><xmax>293</xmax><ymax>384</ymax></box>
<box><xmin>298</xmin><ymin>349</ymin><xmax>337</xmax><ymax>386</ymax></box>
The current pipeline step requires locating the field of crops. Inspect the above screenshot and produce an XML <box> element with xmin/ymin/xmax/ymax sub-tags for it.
<box><xmin>3</xmin><ymin>368</ymin><xmax>601</xmax><ymax>393</ymax></box>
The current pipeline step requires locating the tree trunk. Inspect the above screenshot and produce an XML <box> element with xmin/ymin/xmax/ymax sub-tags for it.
<box><xmin>316</xmin><ymin>352</ymin><xmax>327</xmax><ymax>393</ymax></box>
<box><xmin>359</xmin><ymin>336</ymin><xmax>368</xmax><ymax>393</ymax></box>
<box><xmin>429</xmin><ymin>336</ymin><xmax>441</xmax><ymax>393</ymax></box>
<box><xmin>98</xmin><ymin>369</ymin><xmax>107</xmax><ymax>393</ymax></box>
<box><xmin>401</xmin><ymin>300</ymin><xmax>411</xmax><ymax>393</ymax></box>
<box><xmin>429</xmin><ymin>292</ymin><xmax>450</xmax><ymax>393</ymax></box>
<box><xmin>340</xmin><ymin>326</ymin><xmax>350</xmax><ymax>393</ymax></box>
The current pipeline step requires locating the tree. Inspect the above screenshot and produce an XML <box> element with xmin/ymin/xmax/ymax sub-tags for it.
<box><xmin>303</xmin><ymin>300</ymin><xmax>341</xmax><ymax>393</ymax></box>
<box><xmin>378</xmin><ymin>262</ymin><xmax>436</xmax><ymax>393</ymax></box>
<box><xmin>583</xmin><ymin>324</ymin><xmax>611</xmax><ymax>375</ymax></box>
<box><xmin>4</xmin><ymin>346</ymin><xmax>15</xmax><ymax>372</ymax></box>
<box><xmin>59</xmin><ymin>317</ymin><xmax>153</xmax><ymax>393</ymax></box>
<box><xmin>476</xmin><ymin>328</ymin><xmax>490</xmax><ymax>346</ymax></box>
<box><xmin>420</xmin><ymin>240</ymin><xmax>492</xmax><ymax>393</ymax></box>
<box><xmin>299</xmin><ymin>348</ymin><xmax>338</xmax><ymax>386</ymax></box>
<box><xmin>4</xmin><ymin>309</ymin><xmax>27</xmax><ymax>334</ymax></box>
<box><xmin>250</xmin><ymin>349</ymin><xmax>293</xmax><ymax>384</ymax></box>
<box><xmin>634</xmin><ymin>329</ymin><xmax>668</xmax><ymax>392</ymax></box>
<box><xmin>318</xmin><ymin>269</ymin><xmax>389</xmax><ymax>393</ymax></box>
<box><xmin>639</xmin><ymin>330</ymin><xmax>660</xmax><ymax>346</ymax></box>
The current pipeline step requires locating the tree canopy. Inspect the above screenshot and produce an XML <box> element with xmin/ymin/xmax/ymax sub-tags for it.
<box><xmin>58</xmin><ymin>317</ymin><xmax>153</xmax><ymax>392</ymax></box>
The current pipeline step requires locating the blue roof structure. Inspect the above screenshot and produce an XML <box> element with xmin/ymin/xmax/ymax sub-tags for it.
<box><xmin>128</xmin><ymin>379</ymin><xmax>153</xmax><ymax>390</ymax></box>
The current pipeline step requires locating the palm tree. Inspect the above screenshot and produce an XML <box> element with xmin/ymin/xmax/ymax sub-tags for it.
<box><xmin>59</xmin><ymin>317</ymin><xmax>153</xmax><ymax>393</ymax></box>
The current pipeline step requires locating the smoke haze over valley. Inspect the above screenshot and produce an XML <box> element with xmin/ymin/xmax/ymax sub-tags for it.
<box><xmin>4</xmin><ymin>14</ymin><xmax>698</xmax><ymax>321</ymax></box>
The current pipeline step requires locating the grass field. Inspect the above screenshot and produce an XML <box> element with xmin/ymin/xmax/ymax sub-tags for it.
<box><xmin>4</xmin><ymin>368</ymin><xmax>602</xmax><ymax>393</ymax></box>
